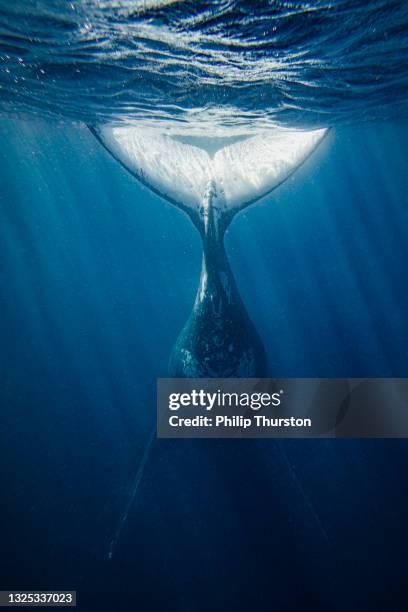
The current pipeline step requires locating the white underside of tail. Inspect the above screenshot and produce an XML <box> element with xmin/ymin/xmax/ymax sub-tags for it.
<box><xmin>94</xmin><ymin>125</ymin><xmax>328</xmax><ymax>214</ymax></box>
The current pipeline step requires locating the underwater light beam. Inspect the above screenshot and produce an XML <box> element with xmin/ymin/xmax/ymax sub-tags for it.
<box><xmin>93</xmin><ymin>125</ymin><xmax>328</xmax><ymax>377</ymax></box>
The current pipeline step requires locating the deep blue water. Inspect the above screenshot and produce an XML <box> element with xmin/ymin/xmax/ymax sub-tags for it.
<box><xmin>1</xmin><ymin>117</ymin><xmax>408</xmax><ymax>610</ymax></box>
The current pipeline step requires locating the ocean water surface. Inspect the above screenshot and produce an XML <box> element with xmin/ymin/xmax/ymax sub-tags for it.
<box><xmin>1</xmin><ymin>2</ymin><xmax>408</xmax><ymax>611</ymax></box>
<box><xmin>1</xmin><ymin>0</ymin><xmax>408</xmax><ymax>130</ymax></box>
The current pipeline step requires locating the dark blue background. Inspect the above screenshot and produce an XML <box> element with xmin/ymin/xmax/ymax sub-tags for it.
<box><xmin>0</xmin><ymin>119</ymin><xmax>407</xmax><ymax>610</ymax></box>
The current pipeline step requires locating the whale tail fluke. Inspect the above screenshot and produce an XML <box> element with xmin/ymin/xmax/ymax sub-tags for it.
<box><xmin>92</xmin><ymin>124</ymin><xmax>328</xmax><ymax>229</ymax></box>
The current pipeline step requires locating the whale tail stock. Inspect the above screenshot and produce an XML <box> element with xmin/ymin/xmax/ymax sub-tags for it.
<box><xmin>92</xmin><ymin>125</ymin><xmax>328</xmax><ymax>377</ymax></box>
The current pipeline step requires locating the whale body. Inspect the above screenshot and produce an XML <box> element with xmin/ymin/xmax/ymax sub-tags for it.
<box><xmin>93</xmin><ymin>125</ymin><xmax>328</xmax><ymax>377</ymax></box>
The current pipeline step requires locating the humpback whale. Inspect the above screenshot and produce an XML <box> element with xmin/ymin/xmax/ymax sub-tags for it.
<box><xmin>93</xmin><ymin>125</ymin><xmax>328</xmax><ymax>377</ymax></box>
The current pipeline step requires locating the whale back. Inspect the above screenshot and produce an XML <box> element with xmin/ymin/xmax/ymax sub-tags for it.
<box><xmin>93</xmin><ymin>125</ymin><xmax>328</xmax><ymax>222</ymax></box>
